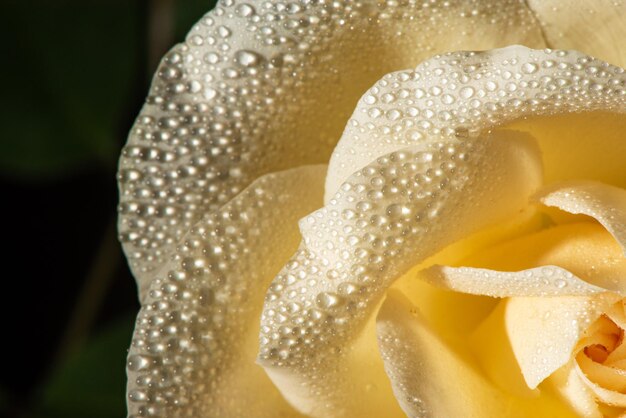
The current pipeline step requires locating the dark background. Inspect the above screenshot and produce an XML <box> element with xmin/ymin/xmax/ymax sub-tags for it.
<box><xmin>0</xmin><ymin>1</ymin><xmax>217</xmax><ymax>416</ymax></box>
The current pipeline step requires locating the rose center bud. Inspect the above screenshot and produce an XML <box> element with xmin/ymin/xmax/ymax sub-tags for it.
<box><xmin>582</xmin><ymin>316</ymin><xmax>623</xmax><ymax>364</ymax></box>
<box><xmin>575</xmin><ymin>303</ymin><xmax>626</xmax><ymax>405</ymax></box>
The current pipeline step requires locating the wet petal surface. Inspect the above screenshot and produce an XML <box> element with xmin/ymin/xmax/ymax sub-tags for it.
<box><xmin>126</xmin><ymin>166</ymin><xmax>325</xmax><ymax>418</ymax></box>
<box><xmin>537</xmin><ymin>181</ymin><xmax>626</xmax><ymax>254</ymax></box>
<box><xmin>118</xmin><ymin>1</ymin><xmax>546</xmax><ymax>298</ymax></box>
<box><xmin>259</xmin><ymin>131</ymin><xmax>543</xmax><ymax>417</ymax></box>
<box><xmin>376</xmin><ymin>291</ymin><xmax>577</xmax><ymax>418</ymax></box>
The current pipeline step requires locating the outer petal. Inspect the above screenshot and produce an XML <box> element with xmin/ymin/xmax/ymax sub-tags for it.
<box><xmin>118</xmin><ymin>1</ymin><xmax>546</xmax><ymax>298</ymax></box>
<box><xmin>126</xmin><ymin>166</ymin><xmax>325</xmax><ymax>418</ymax></box>
<box><xmin>258</xmin><ymin>131</ymin><xmax>543</xmax><ymax>417</ymax></box>
<box><xmin>526</xmin><ymin>0</ymin><xmax>626</xmax><ymax>67</ymax></box>
<box><xmin>326</xmin><ymin>46</ymin><xmax>626</xmax><ymax>200</ymax></box>
<box><xmin>537</xmin><ymin>180</ymin><xmax>626</xmax><ymax>254</ymax></box>
<box><xmin>376</xmin><ymin>291</ymin><xmax>577</xmax><ymax>418</ymax></box>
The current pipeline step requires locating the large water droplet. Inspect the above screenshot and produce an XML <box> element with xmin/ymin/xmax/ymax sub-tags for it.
<box><xmin>235</xmin><ymin>50</ymin><xmax>264</xmax><ymax>67</ymax></box>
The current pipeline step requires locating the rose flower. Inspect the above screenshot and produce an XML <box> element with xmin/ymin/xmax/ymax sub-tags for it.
<box><xmin>117</xmin><ymin>1</ymin><xmax>626</xmax><ymax>417</ymax></box>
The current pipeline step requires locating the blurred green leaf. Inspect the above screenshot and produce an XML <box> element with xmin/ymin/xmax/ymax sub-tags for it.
<box><xmin>32</xmin><ymin>314</ymin><xmax>135</xmax><ymax>418</ymax></box>
<box><xmin>0</xmin><ymin>1</ymin><xmax>142</xmax><ymax>180</ymax></box>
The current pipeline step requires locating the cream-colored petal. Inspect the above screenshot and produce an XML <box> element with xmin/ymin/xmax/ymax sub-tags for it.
<box><xmin>576</xmin><ymin>359</ymin><xmax>626</xmax><ymax>408</ymax></box>
<box><xmin>422</xmin><ymin>264</ymin><xmax>605</xmax><ymax>297</ymax></box>
<box><xmin>471</xmin><ymin>300</ymin><xmax>538</xmax><ymax>397</ymax></box>
<box><xmin>426</xmin><ymin>221</ymin><xmax>626</xmax><ymax>392</ymax></box>
<box><xmin>392</xmin><ymin>204</ymin><xmax>547</xmax><ymax>341</ymax></box>
<box><xmin>526</xmin><ymin>0</ymin><xmax>626</xmax><ymax>67</ymax></box>
<box><xmin>577</xmin><ymin>352</ymin><xmax>626</xmax><ymax>393</ymax></box>
<box><xmin>118</xmin><ymin>2</ymin><xmax>546</xmax><ymax>299</ymax></box>
<box><xmin>258</xmin><ymin>131</ymin><xmax>543</xmax><ymax>417</ymax></box>
<box><xmin>376</xmin><ymin>291</ymin><xmax>577</xmax><ymax>418</ymax></box>
<box><xmin>439</xmin><ymin>222</ymin><xmax>626</xmax><ymax>294</ymax></box>
<box><xmin>326</xmin><ymin>46</ymin><xmax>626</xmax><ymax>200</ymax></box>
<box><xmin>502</xmin><ymin>294</ymin><xmax>620</xmax><ymax>389</ymax></box>
<box><xmin>550</xmin><ymin>361</ymin><xmax>603</xmax><ymax>418</ymax></box>
<box><xmin>126</xmin><ymin>166</ymin><xmax>325</xmax><ymax>418</ymax></box>
<box><xmin>507</xmin><ymin>111</ymin><xmax>626</xmax><ymax>193</ymax></box>
<box><xmin>606</xmin><ymin>302</ymin><xmax>626</xmax><ymax>340</ymax></box>
<box><xmin>537</xmin><ymin>180</ymin><xmax>626</xmax><ymax>254</ymax></box>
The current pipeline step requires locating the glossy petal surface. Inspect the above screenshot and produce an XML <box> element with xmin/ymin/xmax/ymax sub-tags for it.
<box><xmin>259</xmin><ymin>131</ymin><xmax>543</xmax><ymax>417</ymax></box>
<box><xmin>126</xmin><ymin>166</ymin><xmax>325</xmax><ymax>418</ymax></box>
<box><xmin>118</xmin><ymin>1</ymin><xmax>546</xmax><ymax>298</ymax></box>
<box><xmin>444</xmin><ymin>222</ymin><xmax>626</xmax><ymax>294</ymax></box>
<box><xmin>422</xmin><ymin>265</ymin><xmax>605</xmax><ymax>297</ymax></box>
<box><xmin>376</xmin><ymin>291</ymin><xmax>576</xmax><ymax>418</ymax></box>
<box><xmin>327</xmin><ymin>47</ymin><xmax>626</xmax><ymax>199</ymax></box>
<box><xmin>537</xmin><ymin>181</ymin><xmax>626</xmax><ymax>254</ymax></box>
<box><xmin>496</xmin><ymin>294</ymin><xmax>620</xmax><ymax>390</ymax></box>
<box><xmin>527</xmin><ymin>0</ymin><xmax>626</xmax><ymax>67</ymax></box>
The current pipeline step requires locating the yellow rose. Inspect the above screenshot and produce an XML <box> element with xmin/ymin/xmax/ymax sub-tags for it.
<box><xmin>118</xmin><ymin>1</ymin><xmax>626</xmax><ymax>417</ymax></box>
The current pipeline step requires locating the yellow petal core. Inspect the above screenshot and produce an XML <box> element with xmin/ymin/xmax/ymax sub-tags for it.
<box><xmin>573</xmin><ymin>302</ymin><xmax>626</xmax><ymax>415</ymax></box>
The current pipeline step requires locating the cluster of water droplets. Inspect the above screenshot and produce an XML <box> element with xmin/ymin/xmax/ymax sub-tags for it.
<box><xmin>117</xmin><ymin>0</ymin><xmax>546</xmax><ymax>298</ymax></box>
<box><xmin>326</xmin><ymin>47</ymin><xmax>626</xmax><ymax>197</ymax></box>
<box><xmin>125</xmin><ymin>166</ymin><xmax>325</xmax><ymax>418</ymax></box>
<box><xmin>257</xmin><ymin>45</ymin><xmax>626</xmax><ymax>416</ymax></box>
<box><xmin>117</xmin><ymin>0</ymin><xmax>626</xmax><ymax>416</ymax></box>
<box><xmin>258</xmin><ymin>129</ymin><xmax>544</xmax><ymax>416</ymax></box>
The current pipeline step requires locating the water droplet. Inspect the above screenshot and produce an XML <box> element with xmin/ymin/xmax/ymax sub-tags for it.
<box><xmin>316</xmin><ymin>292</ymin><xmax>343</xmax><ymax>309</ymax></box>
<box><xmin>235</xmin><ymin>50</ymin><xmax>264</xmax><ymax>67</ymax></box>
<box><xmin>460</xmin><ymin>86</ymin><xmax>475</xmax><ymax>98</ymax></box>
<box><xmin>522</xmin><ymin>62</ymin><xmax>538</xmax><ymax>74</ymax></box>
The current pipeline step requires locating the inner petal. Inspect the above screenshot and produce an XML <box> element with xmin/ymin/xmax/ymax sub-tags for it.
<box><xmin>259</xmin><ymin>131</ymin><xmax>543</xmax><ymax>417</ymax></box>
<box><xmin>509</xmin><ymin>112</ymin><xmax>626</xmax><ymax>191</ymax></box>
<box><xmin>536</xmin><ymin>180</ymin><xmax>626</xmax><ymax>253</ymax></box>
<box><xmin>430</xmin><ymin>222</ymin><xmax>626</xmax><ymax>294</ymax></box>
<box><xmin>577</xmin><ymin>307</ymin><xmax>626</xmax><ymax>396</ymax></box>
<box><xmin>376</xmin><ymin>290</ymin><xmax>577</xmax><ymax>418</ymax></box>
<box><xmin>526</xmin><ymin>0</ymin><xmax>626</xmax><ymax>67</ymax></box>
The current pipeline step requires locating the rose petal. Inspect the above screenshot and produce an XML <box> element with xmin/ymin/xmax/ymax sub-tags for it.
<box><xmin>424</xmin><ymin>220</ymin><xmax>626</xmax><ymax>391</ymax></box>
<box><xmin>497</xmin><ymin>294</ymin><xmax>620</xmax><ymax>390</ymax></box>
<box><xmin>258</xmin><ymin>130</ymin><xmax>543</xmax><ymax>417</ymax></box>
<box><xmin>422</xmin><ymin>264</ymin><xmax>605</xmax><ymax>297</ymax></box>
<box><xmin>550</xmin><ymin>362</ymin><xmax>603</xmax><ymax>418</ymax></box>
<box><xmin>470</xmin><ymin>301</ymin><xmax>539</xmax><ymax>397</ymax></box>
<box><xmin>576</xmin><ymin>358</ymin><xmax>626</xmax><ymax>408</ymax></box>
<box><xmin>326</xmin><ymin>46</ymin><xmax>626</xmax><ymax>200</ymax></box>
<box><xmin>391</xmin><ymin>204</ymin><xmax>547</xmax><ymax>340</ymax></box>
<box><xmin>118</xmin><ymin>2</ymin><xmax>546</xmax><ymax>299</ymax></box>
<box><xmin>376</xmin><ymin>290</ymin><xmax>577</xmax><ymax>418</ymax></box>
<box><xmin>126</xmin><ymin>165</ymin><xmax>325</xmax><ymax>418</ymax></box>
<box><xmin>427</xmin><ymin>222</ymin><xmax>626</xmax><ymax>294</ymax></box>
<box><xmin>526</xmin><ymin>0</ymin><xmax>626</xmax><ymax>67</ymax></box>
<box><xmin>537</xmin><ymin>180</ymin><xmax>626</xmax><ymax>254</ymax></box>
<box><xmin>608</xmin><ymin>302</ymin><xmax>626</xmax><ymax>325</ymax></box>
<box><xmin>577</xmin><ymin>352</ymin><xmax>626</xmax><ymax>393</ymax></box>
